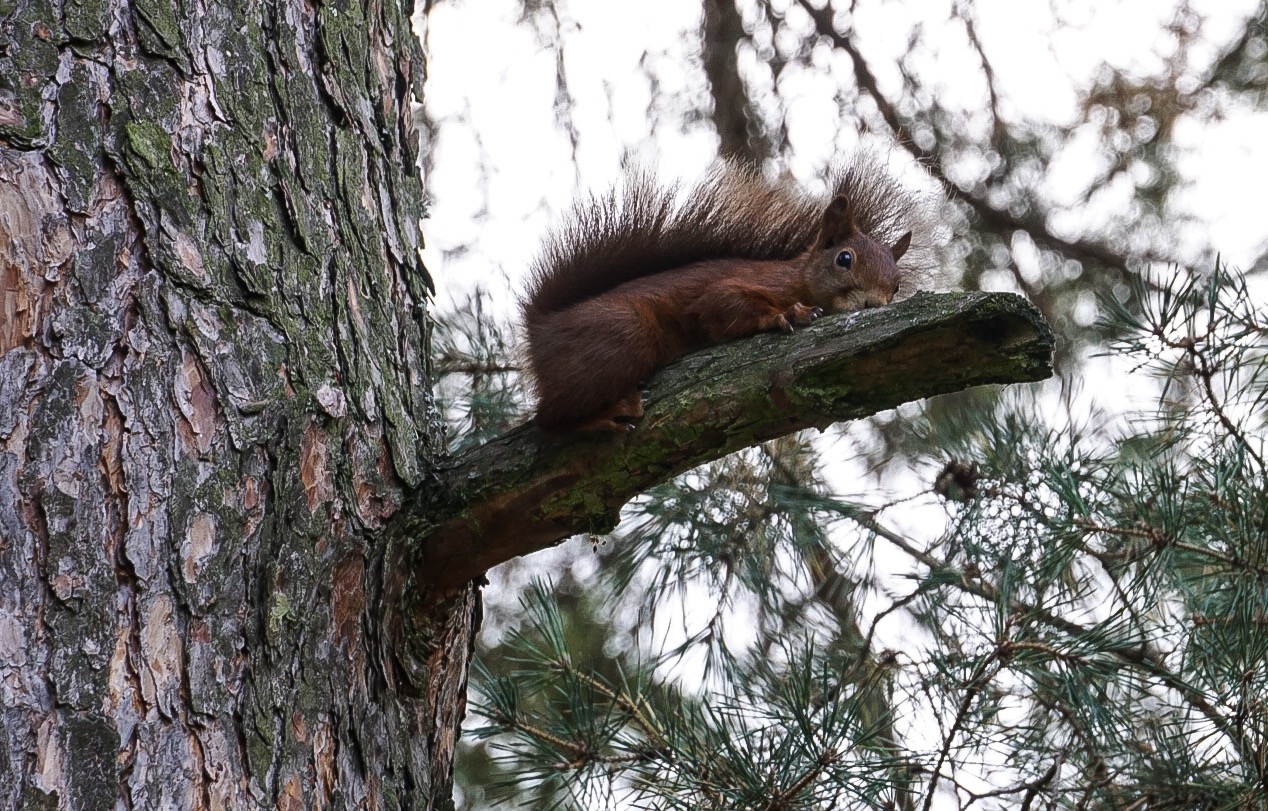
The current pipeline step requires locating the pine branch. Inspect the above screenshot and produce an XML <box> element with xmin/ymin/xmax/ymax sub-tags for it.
<box><xmin>397</xmin><ymin>291</ymin><xmax>1053</xmax><ymax>593</ymax></box>
<box><xmin>837</xmin><ymin>507</ymin><xmax>1263</xmax><ymax>770</ymax></box>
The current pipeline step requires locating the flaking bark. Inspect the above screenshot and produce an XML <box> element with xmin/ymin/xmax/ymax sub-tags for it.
<box><xmin>0</xmin><ymin>0</ymin><xmax>467</xmax><ymax>808</ymax></box>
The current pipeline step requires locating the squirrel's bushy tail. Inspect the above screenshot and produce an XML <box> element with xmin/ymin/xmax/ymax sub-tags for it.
<box><xmin>522</xmin><ymin>151</ymin><xmax>943</xmax><ymax>318</ymax></box>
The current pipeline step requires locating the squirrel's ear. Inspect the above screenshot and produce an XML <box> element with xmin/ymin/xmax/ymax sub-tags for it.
<box><xmin>891</xmin><ymin>231</ymin><xmax>912</xmax><ymax>262</ymax></box>
<box><xmin>817</xmin><ymin>196</ymin><xmax>856</xmax><ymax>248</ymax></box>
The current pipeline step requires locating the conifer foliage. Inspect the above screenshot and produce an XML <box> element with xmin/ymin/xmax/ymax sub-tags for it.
<box><xmin>454</xmin><ymin>268</ymin><xmax>1266</xmax><ymax>810</ymax></box>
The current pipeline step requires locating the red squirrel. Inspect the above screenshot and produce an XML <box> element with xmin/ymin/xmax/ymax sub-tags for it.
<box><xmin>521</xmin><ymin>157</ymin><xmax>933</xmax><ymax>433</ymax></box>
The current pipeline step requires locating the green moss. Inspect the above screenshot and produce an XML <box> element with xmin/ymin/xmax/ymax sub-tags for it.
<box><xmin>124</xmin><ymin>121</ymin><xmax>174</xmax><ymax>172</ymax></box>
<box><xmin>0</xmin><ymin>0</ymin><xmax>59</xmax><ymax>145</ymax></box>
<box><xmin>120</xmin><ymin>117</ymin><xmax>196</xmax><ymax>223</ymax></box>
<box><xmin>131</xmin><ymin>0</ymin><xmax>190</xmax><ymax>71</ymax></box>
<box><xmin>0</xmin><ymin>83</ymin><xmax>46</xmax><ymax>146</ymax></box>
<box><xmin>244</xmin><ymin>708</ymin><xmax>276</xmax><ymax>782</ymax></box>
<box><xmin>317</xmin><ymin>0</ymin><xmax>371</xmax><ymax>109</ymax></box>
<box><xmin>64</xmin><ymin>0</ymin><xmax>110</xmax><ymax>41</ymax></box>
<box><xmin>50</xmin><ymin>66</ymin><xmax>103</xmax><ymax>212</ymax></box>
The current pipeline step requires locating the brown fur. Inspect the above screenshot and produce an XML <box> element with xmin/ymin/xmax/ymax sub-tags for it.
<box><xmin>522</xmin><ymin>157</ymin><xmax>937</xmax><ymax>433</ymax></box>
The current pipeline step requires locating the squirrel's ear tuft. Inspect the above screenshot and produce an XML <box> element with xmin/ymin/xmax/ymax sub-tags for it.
<box><xmin>891</xmin><ymin>231</ymin><xmax>912</xmax><ymax>262</ymax></box>
<box><xmin>817</xmin><ymin>195</ymin><xmax>856</xmax><ymax>248</ymax></box>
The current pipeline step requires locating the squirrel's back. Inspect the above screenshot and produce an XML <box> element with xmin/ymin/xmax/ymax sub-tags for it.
<box><xmin>523</xmin><ymin>152</ymin><xmax>940</xmax><ymax>319</ymax></box>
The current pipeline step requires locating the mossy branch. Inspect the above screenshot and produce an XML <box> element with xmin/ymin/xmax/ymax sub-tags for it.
<box><xmin>395</xmin><ymin>291</ymin><xmax>1054</xmax><ymax>593</ymax></box>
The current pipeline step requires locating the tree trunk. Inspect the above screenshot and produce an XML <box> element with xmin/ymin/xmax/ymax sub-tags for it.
<box><xmin>0</xmin><ymin>0</ymin><xmax>474</xmax><ymax>808</ymax></box>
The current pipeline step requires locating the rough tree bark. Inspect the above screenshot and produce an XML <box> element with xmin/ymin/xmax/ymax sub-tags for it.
<box><xmin>0</xmin><ymin>0</ymin><xmax>476</xmax><ymax>808</ymax></box>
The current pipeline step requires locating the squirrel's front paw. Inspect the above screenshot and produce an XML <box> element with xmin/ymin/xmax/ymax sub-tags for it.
<box><xmin>784</xmin><ymin>303</ymin><xmax>823</xmax><ymax>328</ymax></box>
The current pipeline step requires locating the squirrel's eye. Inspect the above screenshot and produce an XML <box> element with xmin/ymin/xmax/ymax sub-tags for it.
<box><xmin>835</xmin><ymin>250</ymin><xmax>854</xmax><ymax>269</ymax></box>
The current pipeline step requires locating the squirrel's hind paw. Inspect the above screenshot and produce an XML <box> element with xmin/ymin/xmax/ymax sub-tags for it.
<box><xmin>577</xmin><ymin>391</ymin><xmax>645</xmax><ymax>434</ymax></box>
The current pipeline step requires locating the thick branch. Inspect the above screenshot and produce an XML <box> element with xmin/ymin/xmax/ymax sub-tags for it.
<box><xmin>398</xmin><ymin>291</ymin><xmax>1053</xmax><ymax>593</ymax></box>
